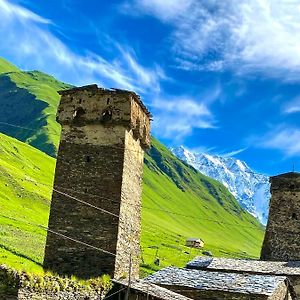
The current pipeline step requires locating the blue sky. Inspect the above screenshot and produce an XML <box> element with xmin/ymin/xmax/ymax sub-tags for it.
<box><xmin>1</xmin><ymin>0</ymin><xmax>300</xmax><ymax>175</ymax></box>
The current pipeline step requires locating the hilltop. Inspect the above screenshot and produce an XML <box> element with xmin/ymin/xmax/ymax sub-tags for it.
<box><xmin>0</xmin><ymin>57</ymin><xmax>71</xmax><ymax>156</ymax></box>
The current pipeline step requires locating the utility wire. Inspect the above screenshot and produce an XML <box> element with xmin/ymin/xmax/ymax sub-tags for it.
<box><xmin>0</xmin><ymin>166</ymin><xmax>265</xmax><ymax>231</ymax></box>
<box><xmin>0</xmin><ymin>120</ymin><xmax>271</xmax><ymax>179</ymax></box>
<box><xmin>103</xmin><ymin>287</ymin><xmax>127</xmax><ymax>299</ymax></box>
<box><xmin>2</xmin><ymin>214</ymin><xmax>116</xmax><ymax>257</ymax></box>
<box><xmin>53</xmin><ymin>188</ymin><xmax>119</xmax><ymax>218</ymax></box>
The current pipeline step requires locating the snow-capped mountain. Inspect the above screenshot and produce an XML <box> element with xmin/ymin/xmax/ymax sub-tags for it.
<box><xmin>171</xmin><ymin>146</ymin><xmax>270</xmax><ymax>225</ymax></box>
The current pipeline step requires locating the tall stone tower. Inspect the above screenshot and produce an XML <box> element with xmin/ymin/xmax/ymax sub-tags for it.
<box><xmin>261</xmin><ymin>172</ymin><xmax>300</xmax><ymax>261</ymax></box>
<box><xmin>43</xmin><ymin>85</ymin><xmax>151</xmax><ymax>280</ymax></box>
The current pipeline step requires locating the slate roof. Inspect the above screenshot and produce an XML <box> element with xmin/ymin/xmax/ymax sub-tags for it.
<box><xmin>113</xmin><ymin>279</ymin><xmax>192</xmax><ymax>300</ymax></box>
<box><xmin>186</xmin><ymin>256</ymin><xmax>300</xmax><ymax>276</ymax></box>
<box><xmin>145</xmin><ymin>267</ymin><xmax>287</xmax><ymax>296</ymax></box>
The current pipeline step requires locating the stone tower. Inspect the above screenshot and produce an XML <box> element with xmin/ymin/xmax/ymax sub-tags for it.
<box><xmin>43</xmin><ymin>85</ymin><xmax>151</xmax><ymax>280</ymax></box>
<box><xmin>261</xmin><ymin>172</ymin><xmax>300</xmax><ymax>261</ymax></box>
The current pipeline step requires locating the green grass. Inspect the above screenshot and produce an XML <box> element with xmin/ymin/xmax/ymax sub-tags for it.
<box><xmin>0</xmin><ymin>57</ymin><xmax>71</xmax><ymax>156</ymax></box>
<box><xmin>0</xmin><ymin>57</ymin><xmax>265</xmax><ymax>277</ymax></box>
<box><xmin>0</xmin><ymin>133</ymin><xmax>55</xmax><ymax>273</ymax></box>
<box><xmin>0</xmin><ymin>133</ymin><xmax>264</xmax><ymax>276</ymax></box>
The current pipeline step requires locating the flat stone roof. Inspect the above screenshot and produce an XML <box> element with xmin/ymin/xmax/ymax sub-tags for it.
<box><xmin>186</xmin><ymin>257</ymin><xmax>300</xmax><ymax>276</ymax></box>
<box><xmin>145</xmin><ymin>267</ymin><xmax>287</xmax><ymax>296</ymax></box>
<box><xmin>113</xmin><ymin>279</ymin><xmax>192</xmax><ymax>300</ymax></box>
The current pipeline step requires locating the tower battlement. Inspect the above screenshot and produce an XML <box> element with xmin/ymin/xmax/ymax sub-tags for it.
<box><xmin>57</xmin><ymin>85</ymin><xmax>151</xmax><ymax>148</ymax></box>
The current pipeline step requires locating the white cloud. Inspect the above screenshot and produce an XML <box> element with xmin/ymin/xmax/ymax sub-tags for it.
<box><xmin>150</xmin><ymin>97</ymin><xmax>216</xmax><ymax>140</ymax></box>
<box><xmin>128</xmin><ymin>0</ymin><xmax>300</xmax><ymax>79</ymax></box>
<box><xmin>258</xmin><ymin>126</ymin><xmax>300</xmax><ymax>157</ymax></box>
<box><xmin>0</xmin><ymin>0</ymin><xmax>164</xmax><ymax>92</ymax></box>
<box><xmin>0</xmin><ymin>0</ymin><xmax>50</xmax><ymax>24</ymax></box>
<box><xmin>283</xmin><ymin>96</ymin><xmax>300</xmax><ymax>114</ymax></box>
<box><xmin>221</xmin><ymin>148</ymin><xmax>248</xmax><ymax>158</ymax></box>
<box><xmin>122</xmin><ymin>0</ymin><xmax>193</xmax><ymax>22</ymax></box>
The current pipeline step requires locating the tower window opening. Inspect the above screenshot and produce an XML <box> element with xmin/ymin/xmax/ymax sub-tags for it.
<box><xmin>107</xmin><ymin>98</ymin><xmax>110</xmax><ymax>104</ymax></box>
<box><xmin>292</xmin><ymin>212</ymin><xmax>298</xmax><ymax>220</ymax></box>
<box><xmin>101</xmin><ymin>109</ymin><xmax>112</xmax><ymax>122</ymax></box>
<box><xmin>86</xmin><ymin>156</ymin><xmax>91</xmax><ymax>163</ymax></box>
<box><xmin>73</xmin><ymin>107</ymin><xmax>86</xmax><ymax>120</ymax></box>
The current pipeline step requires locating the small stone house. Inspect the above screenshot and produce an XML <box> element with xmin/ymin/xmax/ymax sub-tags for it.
<box><xmin>186</xmin><ymin>238</ymin><xmax>204</xmax><ymax>248</ymax></box>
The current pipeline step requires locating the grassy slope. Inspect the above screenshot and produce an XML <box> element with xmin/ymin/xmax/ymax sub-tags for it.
<box><xmin>0</xmin><ymin>133</ymin><xmax>264</xmax><ymax>276</ymax></box>
<box><xmin>0</xmin><ymin>57</ymin><xmax>71</xmax><ymax>156</ymax></box>
<box><xmin>0</xmin><ymin>133</ymin><xmax>55</xmax><ymax>273</ymax></box>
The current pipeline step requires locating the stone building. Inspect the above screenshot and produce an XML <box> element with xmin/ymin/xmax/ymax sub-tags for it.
<box><xmin>186</xmin><ymin>257</ymin><xmax>300</xmax><ymax>298</ymax></box>
<box><xmin>43</xmin><ymin>85</ymin><xmax>151</xmax><ymax>280</ymax></box>
<box><xmin>261</xmin><ymin>172</ymin><xmax>300</xmax><ymax>261</ymax></box>
<box><xmin>145</xmin><ymin>266</ymin><xmax>292</xmax><ymax>299</ymax></box>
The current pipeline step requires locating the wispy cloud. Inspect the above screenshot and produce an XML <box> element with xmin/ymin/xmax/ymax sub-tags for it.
<box><xmin>283</xmin><ymin>96</ymin><xmax>300</xmax><ymax>114</ymax></box>
<box><xmin>126</xmin><ymin>0</ymin><xmax>300</xmax><ymax>80</ymax></box>
<box><xmin>150</xmin><ymin>96</ymin><xmax>216</xmax><ymax>140</ymax></box>
<box><xmin>256</xmin><ymin>126</ymin><xmax>300</xmax><ymax>157</ymax></box>
<box><xmin>0</xmin><ymin>0</ymin><xmax>164</xmax><ymax>92</ymax></box>
<box><xmin>221</xmin><ymin>148</ymin><xmax>248</xmax><ymax>158</ymax></box>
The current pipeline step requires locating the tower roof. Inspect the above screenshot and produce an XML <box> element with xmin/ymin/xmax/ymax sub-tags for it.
<box><xmin>271</xmin><ymin>172</ymin><xmax>300</xmax><ymax>179</ymax></box>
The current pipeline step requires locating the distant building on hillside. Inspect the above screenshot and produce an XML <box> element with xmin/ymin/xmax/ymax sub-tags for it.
<box><xmin>186</xmin><ymin>238</ymin><xmax>204</xmax><ymax>248</ymax></box>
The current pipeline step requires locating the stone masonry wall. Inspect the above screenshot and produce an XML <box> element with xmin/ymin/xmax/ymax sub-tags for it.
<box><xmin>0</xmin><ymin>265</ymin><xmax>112</xmax><ymax>300</ymax></box>
<box><xmin>114</xmin><ymin>130</ymin><xmax>144</xmax><ymax>280</ymax></box>
<box><xmin>44</xmin><ymin>85</ymin><xmax>151</xmax><ymax>280</ymax></box>
<box><xmin>261</xmin><ymin>173</ymin><xmax>300</xmax><ymax>261</ymax></box>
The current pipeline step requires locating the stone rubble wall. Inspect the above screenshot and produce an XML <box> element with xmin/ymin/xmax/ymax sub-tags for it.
<box><xmin>261</xmin><ymin>174</ymin><xmax>300</xmax><ymax>261</ymax></box>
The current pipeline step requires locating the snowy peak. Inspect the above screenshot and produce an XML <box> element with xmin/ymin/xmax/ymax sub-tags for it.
<box><xmin>171</xmin><ymin>146</ymin><xmax>270</xmax><ymax>225</ymax></box>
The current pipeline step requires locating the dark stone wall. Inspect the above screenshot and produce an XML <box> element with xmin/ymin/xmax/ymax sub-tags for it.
<box><xmin>44</xmin><ymin>141</ymin><xmax>125</xmax><ymax>278</ymax></box>
<box><xmin>261</xmin><ymin>173</ymin><xmax>300</xmax><ymax>261</ymax></box>
<box><xmin>44</xmin><ymin>86</ymin><xmax>151</xmax><ymax>280</ymax></box>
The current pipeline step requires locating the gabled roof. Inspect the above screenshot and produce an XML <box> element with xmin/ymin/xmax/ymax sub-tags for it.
<box><xmin>186</xmin><ymin>256</ymin><xmax>300</xmax><ymax>276</ymax></box>
<box><xmin>186</xmin><ymin>238</ymin><xmax>203</xmax><ymax>242</ymax></box>
<box><xmin>145</xmin><ymin>266</ymin><xmax>287</xmax><ymax>296</ymax></box>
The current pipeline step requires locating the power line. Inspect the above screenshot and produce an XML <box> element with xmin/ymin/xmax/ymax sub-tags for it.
<box><xmin>0</xmin><ymin>119</ymin><xmax>272</xmax><ymax>179</ymax></box>
<box><xmin>53</xmin><ymin>188</ymin><xmax>119</xmax><ymax>218</ymax></box>
<box><xmin>0</xmin><ymin>166</ymin><xmax>265</xmax><ymax>231</ymax></box>
<box><xmin>103</xmin><ymin>287</ymin><xmax>127</xmax><ymax>299</ymax></box>
<box><xmin>2</xmin><ymin>214</ymin><xmax>116</xmax><ymax>257</ymax></box>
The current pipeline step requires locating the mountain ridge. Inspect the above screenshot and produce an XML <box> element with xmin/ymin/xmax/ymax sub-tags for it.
<box><xmin>171</xmin><ymin>146</ymin><xmax>270</xmax><ymax>225</ymax></box>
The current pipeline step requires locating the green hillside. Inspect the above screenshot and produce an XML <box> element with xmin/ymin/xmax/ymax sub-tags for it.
<box><xmin>0</xmin><ymin>133</ymin><xmax>264</xmax><ymax>275</ymax></box>
<box><xmin>0</xmin><ymin>58</ymin><xmax>71</xmax><ymax>157</ymax></box>
<box><xmin>0</xmin><ymin>57</ymin><xmax>264</xmax><ymax>276</ymax></box>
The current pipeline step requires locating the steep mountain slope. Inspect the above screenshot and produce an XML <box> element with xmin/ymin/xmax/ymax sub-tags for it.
<box><xmin>0</xmin><ymin>57</ymin><xmax>71</xmax><ymax>156</ymax></box>
<box><xmin>0</xmin><ymin>133</ymin><xmax>264</xmax><ymax>275</ymax></box>
<box><xmin>172</xmin><ymin>146</ymin><xmax>270</xmax><ymax>225</ymax></box>
<box><xmin>0</xmin><ymin>133</ymin><xmax>55</xmax><ymax>273</ymax></box>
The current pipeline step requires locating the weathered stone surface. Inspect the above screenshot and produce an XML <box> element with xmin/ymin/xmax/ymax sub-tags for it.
<box><xmin>145</xmin><ymin>267</ymin><xmax>292</xmax><ymax>300</ymax></box>
<box><xmin>186</xmin><ymin>257</ymin><xmax>300</xmax><ymax>275</ymax></box>
<box><xmin>43</xmin><ymin>85</ymin><xmax>151</xmax><ymax>280</ymax></box>
<box><xmin>186</xmin><ymin>257</ymin><xmax>300</xmax><ymax>299</ymax></box>
<box><xmin>111</xmin><ymin>280</ymin><xmax>193</xmax><ymax>300</ymax></box>
<box><xmin>261</xmin><ymin>172</ymin><xmax>300</xmax><ymax>261</ymax></box>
